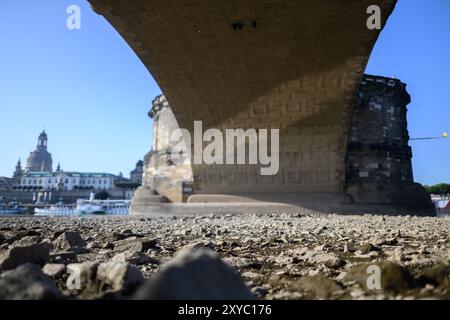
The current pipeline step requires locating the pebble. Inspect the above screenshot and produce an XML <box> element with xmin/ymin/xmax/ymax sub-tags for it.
<box><xmin>0</xmin><ymin>213</ymin><xmax>448</xmax><ymax>300</ymax></box>
<box><xmin>42</xmin><ymin>263</ymin><xmax>66</xmax><ymax>278</ymax></box>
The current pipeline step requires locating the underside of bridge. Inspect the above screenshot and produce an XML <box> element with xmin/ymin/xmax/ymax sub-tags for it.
<box><xmin>89</xmin><ymin>0</ymin><xmax>433</xmax><ymax>215</ymax></box>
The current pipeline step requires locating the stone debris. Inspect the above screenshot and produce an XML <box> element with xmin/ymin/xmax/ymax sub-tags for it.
<box><xmin>0</xmin><ymin>241</ymin><xmax>51</xmax><ymax>270</ymax></box>
<box><xmin>291</xmin><ymin>275</ymin><xmax>344</xmax><ymax>299</ymax></box>
<box><xmin>49</xmin><ymin>250</ymin><xmax>78</xmax><ymax>264</ymax></box>
<box><xmin>419</xmin><ymin>263</ymin><xmax>450</xmax><ymax>288</ymax></box>
<box><xmin>66</xmin><ymin>261</ymin><xmax>99</xmax><ymax>293</ymax></box>
<box><xmin>52</xmin><ymin>231</ymin><xmax>86</xmax><ymax>253</ymax></box>
<box><xmin>113</xmin><ymin>238</ymin><xmax>158</xmax><ymax>253</ymax></box>
<box><xmin>0</xmin><ymin>213</ymin><xmax>448</xmax><ymax>300</ymax></box>
<box><xmin>96</xmin><ymin>261</ymin><xmax>144</xmax><ymax>293</ymax></box>
<box><xmin>133</xmin><ymin>247</ymin><xmax>254</xmax><ymax>300</ymax></box>
<box><xmin>344</xmin><ymin>261</ymin><xmax>416</xmax><ymax>292</ymax></box>
<box><xmin>0</xmin><ymin>263</ymin><xmax>63</xmax><ymax>299</ymax></box>
<box><xmin>42</xmin><ymin>263</ymin><xmax>66</xmax><ymax>278</ymax></box>
<box><xmin>112</xmin><ymin>250</ymin><xmax>159</xmax><ymax>265</ymax></box>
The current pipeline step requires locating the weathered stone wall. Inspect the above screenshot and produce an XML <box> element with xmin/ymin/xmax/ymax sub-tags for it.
<box><xmin>141</xmin><ymin>75</ymin><xmax>432</xmax><ymax>213</ymax></box>
<box><xmin>345</xmin><ymin>75</ymin><xmax>431</xmax><ymax>209</ymax></box>
<box><xmin>142</xmin><ymin>95</ymin><xmax>193</xmax><ymax>203</ymax></box>
<box><xmin>347</xmin><ymin>75</ymin><xmax>413</xmax><ymax>182</ymax></box>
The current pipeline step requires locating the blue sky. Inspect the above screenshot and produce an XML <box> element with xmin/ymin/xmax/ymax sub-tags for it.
<box><xmin>0</xmin><ymin>0</ymin><xmax>159</xmax><ymax>177</ymax></box>
<box><xmin>0</xmin><ymin>0</ymin><xmax>448</xmax><ymax>184</ymax></box>
<box><xmin>365</xmin><ymin>0</ymin><xmax>450</xmax><ymax>185</ymax></box>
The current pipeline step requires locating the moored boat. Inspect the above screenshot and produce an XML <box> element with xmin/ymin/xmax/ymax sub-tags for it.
<box><xmin>431</xmin><ymin>195</ymin><xmax>450</xmax><ymax>216</ymax></box>
<box><xmin>76</xmin><ymin>199</ymin><xmax>130</xmax><ymax>215</ymax></box>
<box><xmin>76</xmin><ymin>200</ymin><xmax>106</xmax><ymax>214</ymax></box>
<box><xmin>34</xmin><ymin>202</ymin><xmax>78</xmax><ymax>216</ymax></box>
<box><xmin>0</xmin><ymin>197</ymin><xmax>27</xmax><ymax>215</ymax></box>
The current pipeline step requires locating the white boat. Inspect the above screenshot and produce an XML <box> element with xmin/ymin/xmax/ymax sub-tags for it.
<box><xmin>432</xmin><ymin>195</ymin><xmax>450</xmax><ymax>216</ymax></box>
<box><xmin>76</xmin><ymin>199</ymin><xmax>130</xmax><ymax>215</ymax></box>
<box><xmin>102</xmin><ymin>200</ymin><xmax>131</xmax><ymax>215</ymax></box>
<box><xmin>76</xmin><ymin>200</ymin><xmax>105</xmax><ymax>214</ymax></box>
<box><xmin>76</xmin><ymin>192</ymin><xmax>129</xmax><ymax>215</ymax></box>
<box><xmin>34</xmin><ymin>202</ymin><xmax>78</xmax><ymax>216</ymax></box>
<box><xmin>33</xmin><ymin>191</ymin><xmax>130</xmax><ymax>216</ymax></box>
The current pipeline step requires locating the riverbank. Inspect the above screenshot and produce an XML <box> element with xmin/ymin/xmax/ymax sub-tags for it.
<box><xmin>0</xmin><ymin>213</ymin><xmax>449</xmax><ymax>299</ymax></box>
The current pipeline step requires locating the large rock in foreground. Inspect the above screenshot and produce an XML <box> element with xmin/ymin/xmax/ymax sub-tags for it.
<box><xmin>133</xmin><ymin>247</ymin><xmax>254</xmax><ymax>300</ymax></box>
<box><xmin>52</xmin><ymin>231</ymin><xmax>86</xmax><ymax>253</ymax></box>
<box><xmin>344</xmin><ymin>261</ymin><xmax>416</xmax><ymax>292</ymax></box>
<box><xmin>65</xmin><ymin>261</ymin><xmax>144</xmax><ymax>298</ymax></box>
<box><xmin>292</xmin><ymin>275</ymin><xmax>344</xmax><ymax>299</ymax></box>
<box><xmin>0</xmin><ymin>264</ymin><xmax>63</xmax><ymax>300</ymax></box>
<box><xmin>97</xmin><ymin>261</ymin><xmax>144</xmax><ymax>293</ymax></box>
<box><xmin>0</xmin><ymin>239</ymin><xmax>51</xmax><ymax>270</ymax></box>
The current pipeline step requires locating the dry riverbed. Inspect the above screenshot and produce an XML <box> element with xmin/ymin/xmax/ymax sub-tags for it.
<box><xmin>0</xmin><ymin>212</ymin><xmax>449</xmax><ymax>300</ymax></box>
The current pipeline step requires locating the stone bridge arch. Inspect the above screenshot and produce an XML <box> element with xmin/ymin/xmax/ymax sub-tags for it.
<box><xmin>87</xmin><ymin>0</ymin><xmax>432</xmax><ymax>214</ymax></box>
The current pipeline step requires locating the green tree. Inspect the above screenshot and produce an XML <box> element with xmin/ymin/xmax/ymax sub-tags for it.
<box><xmin>425</xmin><ymin>183</ymin><xmax>450</xmax><ymax>195</ymax></box>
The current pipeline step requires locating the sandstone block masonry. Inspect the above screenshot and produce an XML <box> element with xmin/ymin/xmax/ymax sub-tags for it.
<box><xmin>133</xmin><ymin>75</ymin><xmax>433</xmax><ymax>214</ymax></box>
<box><xmin>136</xmin><ymin>95</ymin><xmax>193</xmax><ymax>204</ymax></box>
<box><xmin>89</xmin><ymin>0</ymin><xmax>398</xmax><ymax>205</ymax></box>
<box><xmin>89</xmin><ymin>0</ymin><xmax>433</xmax><ymax>214</ymax></box>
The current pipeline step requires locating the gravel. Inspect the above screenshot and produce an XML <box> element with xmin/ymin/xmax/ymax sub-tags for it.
<box><xmin>0</xmin><ymin>212</ymin><xmax>449</xmax><ymax>300</ymax></box>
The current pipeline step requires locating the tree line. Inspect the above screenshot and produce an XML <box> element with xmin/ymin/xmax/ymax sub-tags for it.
<box><xmin>424</xmin><ymin>183</ymin><xmax>450</xmax><ymax>195</ymax></box>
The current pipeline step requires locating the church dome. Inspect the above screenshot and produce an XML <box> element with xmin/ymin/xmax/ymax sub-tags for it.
<box><xmin>26</xmin><ymin>130</ymin><xmax>53</xmax><ymax>172</ymax></box>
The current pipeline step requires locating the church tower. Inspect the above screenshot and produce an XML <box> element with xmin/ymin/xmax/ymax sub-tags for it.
<box><xmin>37</xmin><ymin>130</ymin><xmax>48</xmax><ymax>150</ymax></box>
<box><xmin>26</xmin><ymin>130</ymin><xmax>53</xmax><ymax>172</ymax></box>
<box><xmin>12</xmin><ymin>158</ymin><xmax>23</xmax><ymax>182</ymax></box>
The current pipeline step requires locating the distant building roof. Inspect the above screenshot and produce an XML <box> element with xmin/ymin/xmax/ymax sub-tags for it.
<box><xmin>23</xmin><ymin>172</ymin><xmax>54</xmax><ymax>177</ymax></box>
<box><xmin>23</xmin><ymin>171</ymin><xmax>117</xmax><ymax>178</ymax></box>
